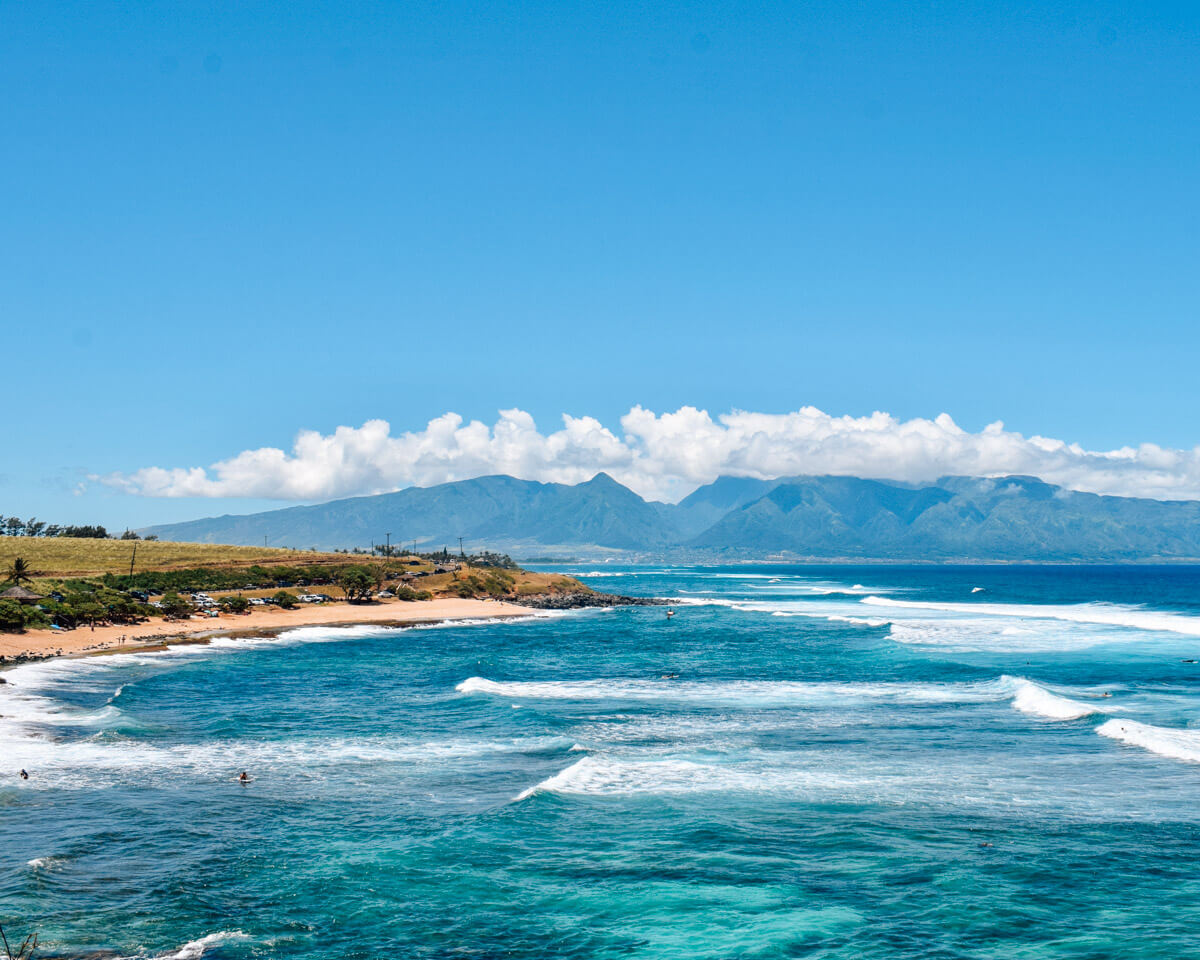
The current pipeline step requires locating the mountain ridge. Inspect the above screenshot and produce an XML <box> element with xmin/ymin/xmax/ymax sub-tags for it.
<box><xmin>141</xmin><ymin>473</ymin><xmax>1200</xmax><ymax>561</ymax></box>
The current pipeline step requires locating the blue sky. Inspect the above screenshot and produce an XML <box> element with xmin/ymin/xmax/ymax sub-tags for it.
<box><xmin>4</xmin><ymin>1</ymin><xmax>1199</xmax><ymax>527</ymax></box>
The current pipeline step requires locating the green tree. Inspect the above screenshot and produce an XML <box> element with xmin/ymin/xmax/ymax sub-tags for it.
<box><xmin>219</xmin><ymin>595</ymin><xmax>250</xmax><ymax>614</ymax></box>
<box><xmin>0</xmin><ymin>600</ymin><xmax>28</xmax><ymax>632</ymax></box>
<box><xmin>338</xmin><ymin>566</ymin><xmax>380</xmax><ymax>603</ymax></box>
<box><xmin>273</xmin><ymin>590</ymin><xmax>298</xmax><ymax>609</ymax></box>
<box><xmin>159</xmin><ymin>592</ymin><xmax>193</xmax><ymax>619</ymax></box>
<box><xmin>73</xmin><ymin>599</ymin><xmax>106</xmax><ymax>628</ymax></box>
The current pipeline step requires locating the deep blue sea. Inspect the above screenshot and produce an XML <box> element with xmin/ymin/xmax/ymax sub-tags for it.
<box><xmin>6</xmin><ymin>564</ymin><xmax>1200</xmax><ymax>959</ymax></box>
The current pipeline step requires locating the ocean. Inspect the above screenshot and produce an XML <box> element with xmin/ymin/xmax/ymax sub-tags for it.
<box><xmin>5</xmin><ymin>564</ymin><xmax>1200</xmax><ymax>959</ymax></box>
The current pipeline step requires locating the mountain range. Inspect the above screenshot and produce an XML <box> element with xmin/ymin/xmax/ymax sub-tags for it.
<box><xmin>140</xmin><ymin>473</ymin><xmax>1200</xmax><ymax>561</ymax></box>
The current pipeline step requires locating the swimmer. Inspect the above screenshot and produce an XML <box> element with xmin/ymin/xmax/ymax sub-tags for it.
<box><xmin>238</xmin><ymin>771</ymin><xmax>251</xmax><ymax>784</ymax></box>
<box><xmin>20</xmin><ymin>769</ymin><xmax>29</xmax><ymax>780</ymax></box>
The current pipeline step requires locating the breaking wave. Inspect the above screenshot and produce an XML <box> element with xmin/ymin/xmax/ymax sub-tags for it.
<box><xmin>1006</xmin><ymin>678</ymin><xmax>1105</xmax><ymax>720</ymax></box>
<box><xmin>514</xmin><ymin>755</ymin><xmax>872</xmax><ymax>800</ymax></box>
<box><xmin>457</xmin><ymin>675</ymin><xmax>1022</xmax><ymax>705</ymax></box>
<box><xmin>861</xmin><ymin>596</ymin><xmax>1200</xmax><ymax>637</ymax></box>
<box><xmin>1097</xmin><ymin>719</ymin><xmax>1200</xmax><ymax>764</ymax></box>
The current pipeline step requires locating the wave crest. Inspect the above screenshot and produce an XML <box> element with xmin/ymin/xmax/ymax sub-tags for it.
<box><xmin>1097</xmin><ymin>719</ymin><xmax>1200</xmax><ymax>764</ymax></box>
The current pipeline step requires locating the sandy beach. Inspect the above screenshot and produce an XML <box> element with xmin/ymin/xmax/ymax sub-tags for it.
<box><xmin>0</xmin><ymin>597</ymin><xmax>531</xmax><ymax>662</ymax></box>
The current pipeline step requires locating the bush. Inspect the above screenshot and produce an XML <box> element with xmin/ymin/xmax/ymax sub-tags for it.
<box><xmin>219</xmin><ymin>595</ymin><xmax>250</xmax><ymax>614</ymax></box>
<box><xmin>273</xmin><ymin>590</ymin><xmax>298</xmax><ymax>609</ymax></box>
<box><xmin>393</xmin><ymin>586</ymin><xmax>432</xmax><ymax>602</ymax></box>
<box><xmin>0</xmin><ymin>600</ymin><xmax>29</xmax><ymax>632</ymax></box>
<box><xmin>160</xmin><ymin>592</ymin><xmax>193</xmax><ymax>619</ymax></box>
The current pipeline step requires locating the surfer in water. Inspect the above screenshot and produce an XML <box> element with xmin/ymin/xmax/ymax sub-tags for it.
<box><xmin>666</xmin><ymin>608</ymin><xmax>675</xmax><ymax>619</ymax></box>
<box><xmin>20</xmin><ymin>769</ymin><xmax>29</xmax><ymax>780</ymax></box>
<box><xmin>238</xmin><ymin>771</ymin><xmax>251</xmax><ymax>784</ymax></box>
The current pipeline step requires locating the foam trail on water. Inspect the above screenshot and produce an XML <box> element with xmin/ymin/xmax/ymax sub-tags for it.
<box><xmin>1097</xmin><ymin>719</ymin><xmax>1200</xmax><ymax>764</ymax></box>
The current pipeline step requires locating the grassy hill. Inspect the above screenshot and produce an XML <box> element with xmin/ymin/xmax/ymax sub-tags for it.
<box><xmin>0</xmin><ymin>536</ymin><xmax>355</xmax><ymax>578</ymax></box>
<box><xmin>0</xmin><ymin>536</ymin><xmax>589</xmax><ymax>634</ymax></box>
<box><xmin>0</xmin><ymin>532</ymin><xmax>585</xmax><ymax>600</ymax></box>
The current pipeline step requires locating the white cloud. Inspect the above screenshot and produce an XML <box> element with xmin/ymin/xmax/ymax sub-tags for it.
<box><xmin>99</xmin><ymin>405</ymin><xmax>1200</xmax><ymax>503</ymax></box>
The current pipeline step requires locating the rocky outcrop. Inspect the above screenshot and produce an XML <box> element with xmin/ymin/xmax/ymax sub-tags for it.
<box><xmin>510</xmin><ymin>591</ymin><xmax>668</xmax><ymax>609</ymax></box>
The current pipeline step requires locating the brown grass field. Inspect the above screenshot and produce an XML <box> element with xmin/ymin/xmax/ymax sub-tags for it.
<box><xmin>0</xmin><ymin>536</ymin><xmax>587</xmax><ymax>599</ymax></box>
<box><xmin>0</xmin><ymin>536</ymin><xmax>360</xmax><ymax>579</ymax></box>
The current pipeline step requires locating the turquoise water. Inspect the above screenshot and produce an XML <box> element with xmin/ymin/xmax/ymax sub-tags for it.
<box><xmin>6</xmin><ymin>565</ymin><xmax>1200</xmax><ymax>959</ymax></box>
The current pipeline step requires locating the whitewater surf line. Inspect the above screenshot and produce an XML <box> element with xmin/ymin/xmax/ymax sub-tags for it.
<box><xmin>459</xmin><ymin>675</ymin><xmax>1112</xmax><ymax>719</ymax></box>
<box><xmin>1097</xmin><ymin>718</ymin><xmax>1200</xmax><ymax>764</ymax></box>
<box><xmin>860</xmin><ymin>596</ymin><xmax>1200</xmax><ymax>636</ymax></box>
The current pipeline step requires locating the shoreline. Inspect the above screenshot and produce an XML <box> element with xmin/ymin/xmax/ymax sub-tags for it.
<box><xmin>0</xmin><ymin>598</ymin><xmax>532</xmax><ymax>666</ymax></box>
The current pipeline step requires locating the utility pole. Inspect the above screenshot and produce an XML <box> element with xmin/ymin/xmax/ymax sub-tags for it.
<box><xmin>129</xmin><ymin>542</ymin><xmax>137</xmax><ymax>578</ymax></box>
<box><xmin>386</xmin><ymin>532</ymin><xmax>391</xmax><ymax>557</ymax></box>
<box><xmin>458</xmin><ymin>537</ymin><xmax>466</xmax><ymax>559</ymax></box>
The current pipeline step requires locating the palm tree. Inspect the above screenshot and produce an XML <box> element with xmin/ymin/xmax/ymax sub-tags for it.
<box><xmin>5</xmin><ymin>557</ymin><xmax>34</xmax><ymax>585</ymax></box>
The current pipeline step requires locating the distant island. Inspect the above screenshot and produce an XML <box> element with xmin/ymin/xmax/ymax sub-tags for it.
<box><xmin>130</xmin><ymin>472</ymin><xmax>1200</xmax><ymax>562</ymax></box>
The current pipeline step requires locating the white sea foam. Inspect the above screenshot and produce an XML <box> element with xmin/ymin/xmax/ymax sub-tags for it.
<box><xmin>770</xmin><ymin>611</ymin><xmax>890</xmax><ymax>628</ymax></box>
<box><xmin>861</xmin><ymin>596</ymin><xmax>1200</xmax><ymax>637</ymax></box>
<box><xmin>1097</xmin><ymin>719</ymin><xmax>1200</xmax><ymax>764</ymax></box>
<box><xmin>673</xmin><ymin>595</ymin><xmax>1133</xmax><ymax>653</ymax></box>
<box><xmin>144</xmin><ymin>931</ymin><xmax>250</xmax><ymax>960</ymax></box>
<box><xmin>515</xmin><ymin>754</ymin><xmax>902</xmax><ymax>801</ymax></box>
<box><xmin>516</xmin><ymin>756</ymin><xmax>710</xmax><ymax>798</ymax></box>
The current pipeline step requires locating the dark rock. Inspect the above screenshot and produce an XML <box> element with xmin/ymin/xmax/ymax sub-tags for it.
<box><xmin>510</xmin><ymin>591</ymin><xmax>669</xmax><ymax>610</ymax></box>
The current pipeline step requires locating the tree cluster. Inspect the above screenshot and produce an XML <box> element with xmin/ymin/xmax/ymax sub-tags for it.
<box><xmin>0</xmin><ymin>516</ymin><xmax>154</xmax><ymax>540</ymax></box>
<box><xmin>103</xmin><ymin>561</ymin><xmax>408</xmax><ymax>595</ymax></box>
<box><xmin>0</xmin><ymin>575</ymin><xmax>156</xmax><ymax>633</ymax></box>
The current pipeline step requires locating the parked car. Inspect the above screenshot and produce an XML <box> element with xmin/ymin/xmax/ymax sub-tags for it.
<box><xmin>248</xmin><ymin>597</ymin><xmax>269</xmax><ymax>606</ymax></box>
<box><xmin>297</xmin><ymin>594</ymin><xmax>325</xmax><ymax>603</ymax></box>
